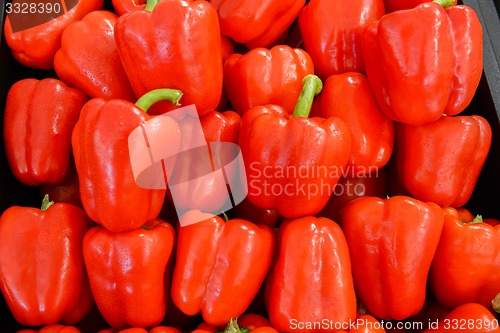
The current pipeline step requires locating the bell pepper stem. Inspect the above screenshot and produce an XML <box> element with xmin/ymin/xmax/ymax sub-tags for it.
<box><xmin>40</xmin><ymin>194</ymin><xmax>54</xmax><ymax>212</ymax></box>
<box><xmin>145</xmin><ymin>0</ymin><xmax>160</xmax><ymax>12</ymax></box>
<box><xmin>292</xmin><ymin>74</ymin><xmax>323</xmax><ymax>118</ymax></box>
<box><xmin>463</xmin><ymin>215</ymin><xmax>483</xmax><ymax>225</ymax></box>
<box><xmin>219</xmin><ymin>318</ymin><xmax>251</xmax><ymax>333</ymax></box>
<box><xmin>493</xmin><ymin>293</ymin><xmax>500</xmax><ymax>313</ymax></box>
<box><xmin>135</xmin><ymin>88</ymin><xmax>183</xmax><ymax>113</ymax></box>
<box><xmin>433</xmin><ymin>0</ymin><xmax>455</xmax><ymax>9</ymax></box>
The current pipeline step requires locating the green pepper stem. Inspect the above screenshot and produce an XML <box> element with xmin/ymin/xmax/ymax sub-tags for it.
<box><xmin>145</xmin><ymin>0</ymin><xmax>160</xmax><ymax>12</ymax></box>
<box><xmin>493</xmin><ymin>293</ymin><xmax>500</xmax><ymax>313</ymax></box>
<box><xmin>464</xmin><ymin>214</ymin><xmax>483</xmax><ymax>225</ymax></box>
<box><xmin>41</xmin><ymin>194</ymin><xmax>54</xmax><ymax>212</ymax></box>
<box><xmin>433</xmin><ymin>0</ymin><xmax>455</xmax><ymax>9</ymax></box>
<box><xmin>472</xmin><ymin>214</ymin><xmax>483</xmax><ymax>223</ymax></box>
<box><xmin>292</xmin><ymin>74</ymin><xmax>323</xmax><ymax>118</ymax></box>
<box><xmin>216</xmin><ymin>318</ymin><xmax>250</xmax><ymax>333</ymax></box>
<box><xmin>135</xmin><ymin>88</ymin><xmax>183</xmax><ymax>112</ymax></box>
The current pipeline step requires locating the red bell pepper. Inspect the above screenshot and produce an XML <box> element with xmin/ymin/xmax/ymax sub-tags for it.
<box><xmin>485</xmin><ymin>218</ymin><xmax>500</xmax><ymax>227</ymax></box>
<box><xmin>406</xmin><ymin>299</ymin><xmax>449</xmax><ymax>333</ymax></box>
<box><xmin>422</xmin><ymin>303</ymin><xmax>500</xmax><ymax>333</ymax></box>
<box><xmin>54</xmin><ymin>10</ymin><xmax>135</xmax><ymax>101</ymax></box>
<box><xmin>220</xmin><ymin>35</ymin><xmax>235</xmax><ymax>63</ymax></box>
<box><xmin>114</xmin><ymin>0</ymin><xmax>222</xmax><ymax>116</ymax></box>
<box><xmin>231</xmin><ymin>197</ymin><xmax>281</xmax><ymax>228</ymax></box>
<box><xmin>429</xmin><ymin>213</ymin><xmax>500</xmax><ymax>310</ymax></box>
<box><xmin>319</xmin><ymin>168</ymin><xmax>388</xmax><ymax>225</ymax></box>
<box><xmin>237</xmin><ymin>314</ymin><xmax>272</xmax><ymax>330</ymax></box>
<box><xmin>384</xmin><ymin>329</ymin><xmax>409</xmax><ymax>333</ymax></box>
<box><xmin>3</xmin><ymin>0</ymin><xmax>103</xmax><ymax>69</ymax></box>
<box><xmin>106</xmin><ymin>328</ymin><xmax>181</xmax><ymax>333</ymax></box>
<box><xmin>341</xmin><ymin>196</ymin><xmax>445</xmax><ymax>320</ymax></box>
<box><xmin>194</xmin><ymin>322</ymin><xmax>219</xmax><ymax>333</ymax></box>
<box><xmin>285</xmin><ymin>20</ymin><xmax>304</xmax><ymax>49</ymax></box>
<box><xmin>190</xmin><ymin>318</ymin><xmax>278</xmax><ymax>333</ymax></box>
<box><xmin>4</xmin><ymin>78</ymin><xmax>87</xmax><ymax>186</ymax></box>
<box><xmin>0</xmin><ymin>195</ymin><xmax>93</xmax><ymax>326</ymax></box>
<box><xmin>238</xmin><ymin>74</ymin><xmax>351</xmax><ymax>218</ymax></box>
<box><xmin>298</xmin><ymin>0</ymin><xmax>385</xmax><ymax>79</ymax></box>
<box><xmin>335</xmin><ymin>314</ymin><xmax>386</xmax><ymax>332</ymax></box>
<box><xmin>265</xmin><ymin>216</ymin><xmax>357</xmax><ymax>332</ymax></box>
<box><xmin>83</xmin><ymin>219</ymin><xmax>175</xmax><ymax>329</ymax></box>
<box><xmin>224</xmin><ymin>45</ymin><xmax>314</xmax><ymax>116</ymax></box>
<box><xmin>456</xmin><ymin>207</ymin><xmax>475</xmax><ymax>222</ymax></box>
<box><xmin>72</xmin><ymin>89</ymin><xmax>182</xmax><ymax>232</ymax></box>
<box><xmin>393</xmin><ymin>115</ymin><xmax>491</xmax><ymax>208</ymax></box>
<box><xmin>363</xmin><ymin>1</ymin><xmax>483</xmax><ymax>125</ymax></box>
<box><xmin>384</xmin><ymin>0</ymin><xmax>457</xmax><ymax>13</ymax></box>
<box><xmin>210</xmin><ymin>0</ymin><xmax>305</xmax><ymax>49</ymax></box>
<box><xmin>220</xmin><ymin>318</ymin><xmax>279</xmax><ymax>333</ymax></box>
<box><xmin>165</xmin><ymin>110</ymin><xmax>241</xmax><ymax>214</ymax></box>
<box><xmin>39</xmin><ymin>171</ymin><xmax>82</xmax><ymax>208</ymax></box>
<box><xmin>200</xmin><ymin>110</ymin><xmax>241</xmax><ymax>146</ymax></box>
<box><xmin>313</xmin><ymin>72</ymin><xmax>394</xmax><ymax>175</ymax></box>
<box><xmin>112</xmin><ymin>0</ymin><xmax>146</xmax><ymax>16</ymax></box>
<box><xmin>17</xmin><ymin>325</ymin><xmax>81</xmax><ymax>333</ymax></box>
<box><xmin>171</xmin><ymin>210</ymin><xmax>274</xmax><ymax>327</ymax></box>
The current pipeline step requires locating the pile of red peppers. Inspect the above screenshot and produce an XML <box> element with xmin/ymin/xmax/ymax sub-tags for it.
<box><xmin>1</xmin><ymin>0</ymin><xmax>499</xmax><ymax>332</ymax></box>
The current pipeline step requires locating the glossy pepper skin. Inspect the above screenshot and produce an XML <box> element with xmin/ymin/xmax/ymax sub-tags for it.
<box><xmin>98</xmin><ymin>327</ymin><xmax>182</xmax><ymax>333</ymax></box>
<box><xmin>17</xmin><ymin>325</ymin><xmax>81</xmax><ymax>333</ymax></box>
<box><xmin>219</xmin><ymin>318</ymin><xmax>279</xmax><ymax>333</ymax></box>
<box><xmin>112</xmin><ymin>0</ymin><xmax>146</xmax><ymax>16</ymax></box>
<box><xmin>363</xmin><ymin>2</ymin><xmax>482</xmax><ymax>125</ymax></box>
<box><xmin>71</xmin><ymin>90</ymin><xmax>181</xmax><ymax>232</ymax></box>
<box><xmin>3</xmin><ymin>0</ymin><xmax>103</xmax><ymax>69</ymax></box>
<box><xmin>210</xmin><ymin>0</ymin><xmax>305</xmax><ymax>49</ymax></box>
<box><xmin>4</xmin><ymin>78</ymin><xmax>87</xmax><ymax>186</ymax></box>
<box><xmin>0</xmin><ymin>196</ymin><xmax>93</xmax><ymax>326</ymax></box>
<box><xmin>430</xmin><ymin>213</ymin><xmax>500</xmax><ymax>310</ymax></box>
<box><xmin>394</xmin><ymin>115</ymin><xmax>491</xmax><ymax>208</ymax></box>
<box><xmin>165</xmin><ymin>110</ymin><xmax>241</xmax><ymax>213</ymax></box>
<box><xmin>224</xmin><ymin>45</ymin><xmax>314</xmax><ymax>115</ymax></box>
<box><xmin>313</xmin><ymin>72</ymin><xmax>394</xmax><ymax>175</ymax></box>
<box><xmin>384</xmin><ymin>0</ymin><xmax>457</xmax><ymax>13</ymax></box>
<box><xmin>231</xmin><ymin>197</ymin><xmax>281</xmax><ymax>228</ymax></box>
<box><xmin>115</xmin><ymin>0</ymin><xmax>222</xmax><ymax>116</ymax></box>
<box><xmin>407</xmin><ymin>298</ymin><xmax>449</xmax><ymax>333</ymax></box>
<box><xmin>83</xmin><ymin>220</ymin><xmax>175</xmax><ymax>329</ymax></box>
<box><xmin>265</xmin><ymin>216</ymin><xmax>357</xmax><ymax>332</ymax></box>
<box><xmin>341</xmin><ymin>196</ymin><xmax>445</xmax><ymax>320</ymax></box>
<box><xmin>238</xmin><ymin>75</ymin><xmax>351</xmax><ymax>218</ymax></box>
<box><xmin>201</xmin><ymin>110</ymin><xmax>241</xmax><ymax>144</ymax></box>
<box><xmin>171</xmin><ymin>210</ymin><xmax>274</xmax><ymax>327</ymax></box>
<box><xmin>320</xmin><ymin>168</ymin><xmax>388</xmax><ymax>225</ymax></box>
<box><xmin>54</xmin><ymin>10</ymin><xmax>135</xmax><ymax>101</ymax></box>
<box><xmin>299</xmin><ymin>0</ymin><xmax>385</xmax><ymax>79</ymax></box>
<box><xmin>39</xmin><ymin>171</ymin><xmax>82</xmax><ymax>208</ymax></box>
<box><xmin>335</xmin><ymin>314</ymin><xmax>387</xmax><ymax>333</ymax></box>
<box><xmin>423</xmin><ymin>303</ymin><xmax>500</xmax><ymax>333</ymax></box>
